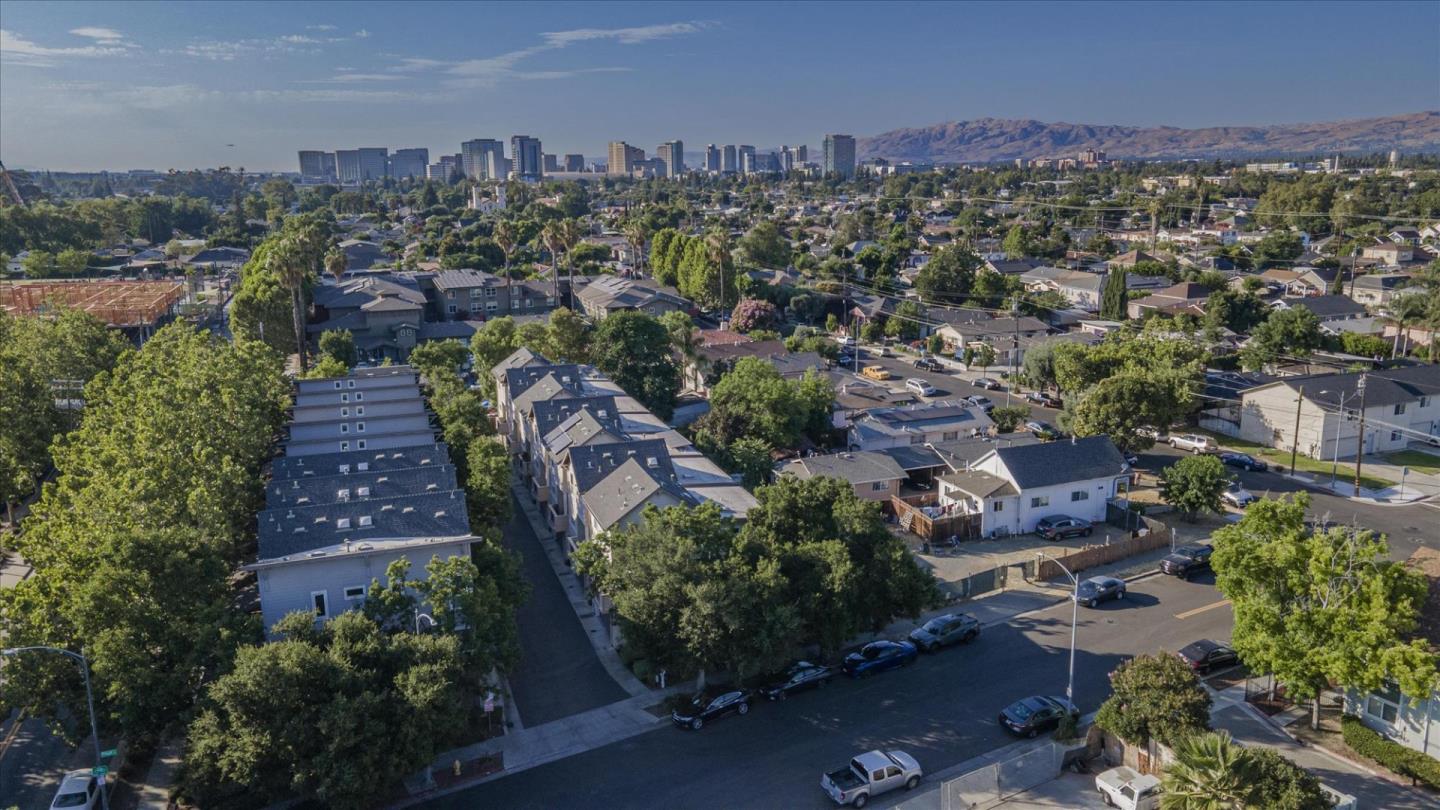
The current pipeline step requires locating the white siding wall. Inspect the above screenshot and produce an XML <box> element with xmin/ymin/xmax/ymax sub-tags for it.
<box><xmin>975</xmin><ymin>456</ymin><xmax>1116</xmax><ymax>534</ymax></box>
<box><xmin>255</xmin><ymin>539</ymin><xmax>472</xmax><ymax>635</ymax></box>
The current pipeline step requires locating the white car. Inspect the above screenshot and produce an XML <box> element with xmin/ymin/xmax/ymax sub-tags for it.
<box><xmin>1222</xmin><ymin>483</ymin><xmax>1256</xmax><ymax>508</ymax></box>
<box><xmin>837</xmin><ymin>336</ymin><xmax>857</xmax><ymax>349</ymax></box>
<box><xmin>1169</xmin><ymin>434</ymin><xmax>1217</xmax><ymax>453</ymax></box>
<box><xmin>1095</xmin><ymin>766</ymin><xmax>1161</xmax><ymax>810</ymax></box>
<box><xmin>905</xmin><ymin>378</ymin><xmax>938</xmax><ymax>397</ymax></box>
<box><xmin>50</xmin><ymin>770</ymin><xmax>101</xmax><ymax>809</ymax></box>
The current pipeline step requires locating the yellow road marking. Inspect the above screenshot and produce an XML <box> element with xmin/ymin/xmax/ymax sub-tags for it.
<box><xmin>0</xmin><ymin>709</ymin><xmax>27</xmax><ymax>762</ymax></box>
<box><xmin>1175</xmin><ymin>598</ymin><xmax>1232</xmax><ymax>620</ymax></box>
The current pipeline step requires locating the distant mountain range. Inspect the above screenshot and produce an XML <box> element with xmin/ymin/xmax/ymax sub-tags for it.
<box><xmin>858</xmin><ymin>112</ymin><xmax>1440</xmax><ymax>163</ymax></box>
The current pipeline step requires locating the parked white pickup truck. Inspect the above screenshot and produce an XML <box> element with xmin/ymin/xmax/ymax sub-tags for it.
<box><xmin>821</xmin><ymin>750</ymin><xmax>922</xmax><ymax>807</ymax></box>
<box><xmin>1095</xmin><ymin>766</ymin><xmax>1161</xmax><ymax>810</ymax></box>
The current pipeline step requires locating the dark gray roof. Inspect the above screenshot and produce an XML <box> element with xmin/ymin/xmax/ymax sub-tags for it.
<box><xmin>417</xmin><ymin>320</ymin><xmax>484</xmax><ymax>342</ymax></box>
<box><xmin>869</xmin><ymin>402</ymin><xmax>984</xmax><ymax>429</ymax></box>
<box><xmin>930</xmin><ymin>433</ymin><xmax>1040</xmax><ymax>470</ymax></box>
<box><xmin>1352</xmin><ymin>273</ymin><xmax>1411</xmax><ymax>291</ymax></box>
<box><xmin>490</xmin><ymin>347</ymin><xmax>549</xmax><ymax>382</ymax></box>
<box><xmin>431</xmin><ymin>269</ymin><xmax>502</xmax><ymax>291</ymax></box>
<box><xmin>993</xmin><ymin>436</ymin><xmax>1127</xmax><ymax>490</ymax></box>
<box><xmin>938</xmin><ymin>469</ymin><xmax>1017</xmax><ymax>499</ymax></box>
<box><xmin>270</xmin><ymin>442</ymin><xmax>451</xmax><ymax>479</ymax></box>
<box><xmin>543</xmin><ymin>409</ymin><xmax>626</xmax><ymax>456</ymax></box>
<box><xmin>567</xmin><ymin>438</ymin><xmax>671</xmax><ymax>494</ymax></box>
<box><xmin>1282</xmin><ymin>294</ymin><xmax>1367</xmax><ymax>319</ymax></box>
<box><xmin>258</xmin><ymin>490</ymin><xmax>470</xmax><ymax>560</ymax></box>
<box><xmin>782</xmin><ymin>451</ymin><xmax>906</xmax><ymax>484</ymax></box>
<box><xmin>266</xmin><ymin>464</ymin><xmax>458</xmax><ymax>508</ymax></box>
<box><xmin>1282</xmin><ymin>365</ymin><xmax>1440</xmax><ymax>410</ymax></box>
<box><xmin>581</xmin><ymin>457</ymin><xmax>689</xmax><ymax>530</ymax></box>
<box><xmin>504</xmin><ymin>363</ymin><xmax>581</xmax><ymax>402</ymax></box>
<box><xmin>875</xmin><ymin>445</ymin><xmax>947</xmax><ymax>471</ymax></box>
<box><xmin>532</xmin><ymin>395</ymin><xmax>619</xmax><ymax>436</ymax></box>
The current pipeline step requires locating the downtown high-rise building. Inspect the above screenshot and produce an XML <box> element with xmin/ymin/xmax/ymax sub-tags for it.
<box><xmin>657</xmin><ymin>140</ymin><xmax>684</xmax><ymax>178</ymax></box>
<box><xmin>461</xmin><ymin>138</ymin><xmax>504</xmax><ymax>180</ymax></box>
<box><xmin>563</xmin><ymin>153</ymin><xmax>585</xmax><ymax>172</ymax></box>
<box><xmin>608</xmin><ymin>141</ymin><xmax>645</xmax><ymax>175</ymax></box>
<box><xmin>824</xmin><ymin>134</ymin><xmax>856</xmax><ymax>180</ymax></box>
<box><xmin>705</xmin><ymin>144</ymin><xmax>720</xmax><ymax>172</ymax></box>
<box><xmin>335</xmin><ymin>148</ymin><xmax>388</xmax><ymax>183</ymax></box>
<box><xmin>388</xmin><ymin>148</ymin><xmax>429</xmax><ymax>180</ymax></box>
<box><xmin>542</xmin><ymin>153</ymin><xmax>560</xmax><ymax>173</ymax></box>
<box><xmin>738</xmin><ymin>145</ymin><xmax>757</xmax><ymax>174</ymax></box>
<box><xmin>722</xmin><ymin>144</ymin><xmax>737</xmax><ymax>173</ymax></box>
<box><xmin>297</xmin><ymin>150</ymin><xmax>336</xmax><ymax>181</ymax></box>
<box><xmin>510</xmin><ymin>135</ymin><xmax>542</xmax><ymax>179</ymax></box>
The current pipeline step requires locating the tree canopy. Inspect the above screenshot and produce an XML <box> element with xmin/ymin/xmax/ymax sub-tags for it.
<box><xmin>1095</xmin><ymin>652</ymin><xmax>1211</xmax><ymax>747</ymax></box>
<box><xmin>590</xmin><ymin>311</ymin><xmax>681</xmax><ymax>420</ymax></box>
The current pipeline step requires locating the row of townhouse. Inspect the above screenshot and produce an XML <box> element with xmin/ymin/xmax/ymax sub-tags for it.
<box><xmin>246</xmin><ymin>366</ymin><xmax>475</xmax><ymax>635</ymax></box>
<box><xmin>491</xmin><ymin>348</ymin><xmax>757</xmax><ymax>562</ymax></box>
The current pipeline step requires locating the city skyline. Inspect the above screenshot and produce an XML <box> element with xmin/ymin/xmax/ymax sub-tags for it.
<box><xmin>3</xmin><ymin>0</ymin><xmax>1438</xmax><ymax>171</ymax></box>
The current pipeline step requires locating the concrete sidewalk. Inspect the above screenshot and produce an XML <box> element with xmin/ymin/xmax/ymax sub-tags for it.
<box><xmin>396</xmin><ymin>690</ymin><xmax>677</xmax><ymax>806</ymax></box>
<box><xmin>1209</xmin><ymin>685</ymin><xmax>1435</xmax><ymax>810</ymax></box>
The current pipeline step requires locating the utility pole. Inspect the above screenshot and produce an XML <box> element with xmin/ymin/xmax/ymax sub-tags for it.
<box><xmin>1353</xmin><ymin>374</ymin><xmax>1368</xmax><ymax>492</ymax></box>
<box><xmin>1008</xmin><ymin>297</ymin><xmax>1020</xmax><ymax>407</ymax></box>
<box><xmin>1290</xmin><ymin>385</ymin><xmax>1305</xmax><ymax>476</ymax></box>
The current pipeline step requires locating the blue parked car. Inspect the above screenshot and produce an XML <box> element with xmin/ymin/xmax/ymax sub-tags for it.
<box><xmin>843</xmin><ymin>640</ymin><xmax>918</xmax><ymax>678</ymax></box>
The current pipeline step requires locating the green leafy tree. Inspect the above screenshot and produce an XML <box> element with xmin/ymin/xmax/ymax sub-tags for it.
<box><xmin>317</xmin><ymin>329</ymin><xmax>357</xmax><ymax>367</ymax></box>
<box><xmin>1203</xmin><ymin>289</ymin><xmax>1269</xmax><ymax>334</ymax></box>
<box><xmin>737</xmin><ymin>221</ymin><xmax>791</xmax><ymax>268</ymax></box>
<box><xmin>726</xmin><ymin>437</ymin><xmax>774</xmax><ymax>489</ymax></box>
<box><xmin>591</xmin><ymin>311</ymin><xmax>681</xmax><ymax>420</ymax></box>
<box><xmin>1095</xmin><ymin>653</ymin><xmax>1211</xmax><ymax>748</ymax></box>
<box><xmin>181</xmin><ymin>611</ymin><xmax>469</xmax><ymax>809</ymax></box>
<box><xmin>989</xmin><ymin>405</ymin><xmax>1030</xmax><ymax>433</ymax></box>
<box><xmin>0</xmin><ymin>353</ymin><xmax>57</xmax><ymax>526</ymax></box>
<box><xmin>1251</xmin><ymin>231</ymin><xmax>1305</xmax><ymax>270</ymax></box>
<box><xmin>1212</xmin><ymin>495</ymin><xmax>1438</xmax><ymax>729</ymax></box>
<box><xmin>1160</xmin><ymin>454</ymin><xmax>1229</xmax><ymax>521</ymax></box>
<box><xmin>730</xmin><ymin>298</ymin><xmax>779</xmax><ymax>333</ymax></box>
<box><xmin>1002</xmin><ymin>224</ymin><xmax>1032</xmax><ymax>258</ymax></box>
<box><xmin>301</xmin><ymin>355</ymin><xmax>350</xmax><ymax>379</ymax></box>
<box><xmin>915</xmin><ymin>245</ymin><xmax>979</xmax><ymax>304</ymax></box>
<box><xmin>408</xmin><ymin>338</ymin><xmax>470</xmax><ymax>378</ymax></box>
<box><xmin>1064</xmin><ymin>371</ymin><xmax>1191</xmax><ymax>454</ymax></box>
<box><xmin>1160</xmin><ymin>731</ymin><xmax>1259</xmax><ymax>810</ymax></box>
<box><xmin>545</xmin><ymin>306</ymin><xmax>591</xmax><ymax>363</ymax></box>
<box><xmin>1240</xmin><ymin>307</ymin><xmax>1322</xmax><ymax>370</ymax></box>
<box><xmin>465</xmin><ymin>436</ymin><xmax>513</xmax><ymax>539</ymax></box>
<box><xmin>695</xmin><ymin>359</ymin><xmax>832</xmax><ymax>451</ymax></box>
<box><xmin>885</xmin><ymin>300</ymin><xmax>925</xmax><ymax>341</ymax></box>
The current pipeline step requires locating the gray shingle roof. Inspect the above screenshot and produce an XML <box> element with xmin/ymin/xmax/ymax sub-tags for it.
<box><xmin>1282</xmin><ymin>294</ymin><xmax>1368</xmax><ymax>319</ymax></box>
<box><xmin>533</xmin><ymin>396</ymin><xmax>620</xmax><ymax>437</ymax></box>
<box><xmin>258</xmin><ymin>490</ymin><xmax>470</xmax><ymax>560</ymax></box>
<box><xmin>938</xmin><ymin>469</ymin><xmax>1017</xmax><ymax>499</ymax></box>
<box><xmin>567</xmin><ymin>438</ymin><xmax>672</xmax><ymax>494</ymax></box>
<box><xmin>267</xmin><ymin>464</ymin><xmax>459</xmax><ymax>508</ymax></box>
<box><xmin>270</xmin><ymin>443</ymin><xmax>450</xmax><ymax>479</ymax></box>
<box><xmin>992</xmin><ymin>436</ymin><xmax>1127</xmax><ymax>490</ymax></box>
<box><xmin>581</xmin><ymin>457</ymin><xmax>689</xmax><ymax>531</ymax></box>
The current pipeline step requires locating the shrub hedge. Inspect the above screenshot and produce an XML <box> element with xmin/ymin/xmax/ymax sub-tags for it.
<box><xmin>1341</xmin><ymin>714</ymin><xmax>1440</xmax><ymax>789</ymax></box>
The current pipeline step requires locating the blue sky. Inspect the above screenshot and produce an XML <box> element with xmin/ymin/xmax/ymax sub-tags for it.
<box><xmin>2</xmin><ymin>0</ymin><xmax>1436</xmax><ymax>171</ymax></box>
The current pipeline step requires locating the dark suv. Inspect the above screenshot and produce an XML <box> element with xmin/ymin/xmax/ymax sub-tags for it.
<box><xmin>913</xmin><ymin>357</ymin><xmax>943</xmax><ymax>372</ymax></box>
<box><xmin>1034</xmin><ymin>515</ymin><xmax>1093</xmax><ymax>540</ymax></box>
<box><xmin>1159</xmin><ymin>544</ymin><xmax>1213</xmax><ymax>579</ymax></box>
<box><xmin>907</xmin><ymin>613</ymin><xmax>980</xmax><ymax>652</ymax></box>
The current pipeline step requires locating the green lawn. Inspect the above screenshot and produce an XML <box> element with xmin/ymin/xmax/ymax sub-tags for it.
<box><xmin>1383</xmin><ymin>450</ymin><xmax>1440</xmax><ymax>477</ymax></box>
<box><xmin>1189</xmin><ymin>428</ymin><xmax>1397</xmax><ymax>491</ymax></box>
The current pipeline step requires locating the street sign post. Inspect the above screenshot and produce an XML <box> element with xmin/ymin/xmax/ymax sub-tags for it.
<box><xmin>100</xmin><ymin>748</ymin><xmax>117</xmax><ymax>758</ymax></box>
<box><xmin>91</xmin><ymin>765</ymin><xmax>110</xmax><ymax>777</ymax></box>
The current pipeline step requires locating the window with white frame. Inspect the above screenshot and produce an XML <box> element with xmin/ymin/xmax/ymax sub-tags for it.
<box><xmin>1071</xmin><ymin>490</ymin><xmax>1089</xmax><ymax>502</ymax></box>
<box><xmin>341</xmin><ymin>424</ymin><xmax>348</xmax><ymax>433</ymax></box>
<box><xmin>448</xmin><ymin>304</ymin><xmax>458</xmax><ymax>314</ymax></box>
<box><xmin>470</xmin><ymin>301</ymin><xmax>483</xmax><ymax>314</ymax></box>
<box><xmin>1420</xmin><ymin>396</ymin><xmax>1431</xmax><ymax>408</ymax></box>
<box><xmin>356</xmin><ymin>440</ymin><xmax>366</xmax><ymax>450</ymax></box>
<box><xmin>347</xmin><ymin>380</ymin><xmax>355</xmax><ymax>388</ymax></box>
<box><xmin>311</xmin><ymin>591</ymin><xmax>329</xmax><ymax>618</ymax></box>
<box><xmin>333</xmin><ymin>381</ymin><xmax>342</xmax><ymax>390</ymax></box>
<box><xmin>1395</xmin><ymin>403</ymin><xmax>1407</xmax><ymax>415</ymax></box>
<box><xmin>340</xmin><ymin>441</ymin><xmax>350</xmax><ymax>451</ymax></box>
<box><xmin>355</xmin><ymin>392</ymin><xmax>363</xmax><ymax>401</ymax></box>
<box><xmin>871</xmin><ymin>481</ymin><xmax>888</xmax><ymax>491</ymax></box>
<box><xmin>992</xmin><ymin>500</ymin><xmax>1004</xmax><ymax>512</ymax></box>
<box><xmin>1391</xmin><ymin>430</ymin><xmax>1401</xmax><ymax>441</ymax></box>
<box><xmin>1030</xmin><ymin>495</ymin><xmax>1049</xmax><ymax>508</ymax></box>
<box><xmin>485</xmin><ymin>287</ymin><xmax>496</xmax><ymax>297</ymax></box>
<box><xmin>344</xmin><ymin>586</ymin><xmax>366</xmax><ymax>601</ymax></box>
<box><xmin>942</xmin><ymin>431</ymin><xmax>958</xmax><ymax>441</ymax></box>
<box><xmin>356</xmin><ymin>422</ymin><xmax>365</xmax><ymax>433</ymax></box>
<box><xmin>487</xmin><ymin>301</ymin><xmax>498</xmax><ymax>311</ymax></box>
<box><xmin>341</xmin><ymin>407</ymin><xmax>349</xmax><ymax>418</ymax></box>
<box><xmin>1365</xmin><ymin>683</ymin><xmax>1401</xmax><ymax>724</ymax></box>
<box><xmin>341</xmin><ymin>393</ymin><xmax>348</xmax><ymax>403</ymax></box>
<box><xmin>356</xmin><ymin>406</ymin><xmax>364</xmax><ymax>416</ymax></box>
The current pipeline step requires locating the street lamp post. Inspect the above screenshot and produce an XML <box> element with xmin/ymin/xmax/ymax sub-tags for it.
<box><xmin>1</xmin><ymin>646</ymin><xmax>110</xmax><ymax>810</ymax></box>
<box><xmin>414</xmin><ymin>610</ymin><xmax>436</xmax><ymax>634</ymax></box>
<box><xmin>1318</xmin><ymin>388</ymin><xmax>1359</xmax><ymax>489</ymax></box>
<box><xmin>1034</xmin><ymin>553</ymin><xmax>1080</xmax><ymax>705</ymax></box>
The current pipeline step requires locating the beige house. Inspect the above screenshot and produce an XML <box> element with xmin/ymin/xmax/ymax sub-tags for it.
<box><xmin>1238</xmin><ymin>367</ymin><xmax>1440</xmax><ymax>461</ymax></box>
<box><xmin>778</xmin><ymin>451</ymin><xmax>906</xmax><ymax>501</ymax></box>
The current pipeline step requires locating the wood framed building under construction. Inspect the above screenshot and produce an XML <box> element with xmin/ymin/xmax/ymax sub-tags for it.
<box><xmin>1</xmin><ymin>279</ymin><xmax>186</xmax><ymax>339</ymax></box>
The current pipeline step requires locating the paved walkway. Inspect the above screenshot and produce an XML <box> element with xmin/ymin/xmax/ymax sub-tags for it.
<box><xmin>1209</xmin><ymin>685</ymin><xmax>1434</xmax><ymax>810</ymax></box>
<box><xmin>134</xmin><ymin>739</ymin><xmax>182</xmax><ymax>810</ymax></box>
<box><xmin>500</xmin><ymin>492</ymin><xmax>628</xmax><ymax>727</ymax></box>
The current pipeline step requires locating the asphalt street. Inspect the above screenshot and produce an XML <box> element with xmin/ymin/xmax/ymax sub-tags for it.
<box><xmin>425</xmin><ymin>573</ymin><xmax>1236</xmax><ymax>810</ymax></box>
<box><xmin>500</xmin><ymin>494</ymin><xmax>628</xmax><ymax>727</ymax></box>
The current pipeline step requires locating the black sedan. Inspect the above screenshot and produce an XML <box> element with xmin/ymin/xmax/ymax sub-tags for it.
<box><xmin>759</xmin><ymin>661</ymin><xmax>836</xmax><ymax>701</ymax></box>
<box><xmin>842</xmin><ymin>640</ymin><xmax>919</xmax><ymax>678</ymax></box>
<box><xmin>999</xmin><ymin>695</ymin><xmax>1079</xmax><ymax>738</ymax></box>
<box><xmin>914</xmin><ymin>357</ymin><xmax>943</xmax><ymax>372</ymax></box>
<box><xmin>1177</xmin><ymin>640</ymin><xmax>1239</xmax><ymax>674</ymax></box>
<box><xmin>1220</xmin><ymin>452</ymin><xmax>1268</xmax><ymax>472</ymax></box>
<box><xmin>671</xmin><ymin>688</ymin><xmax>752</xmax><ymax>730</ymax></box>
<box><xmin>1074</xmin><ymin>576</ymin><xmax>1126</xmax><ymax>608</ymax></box>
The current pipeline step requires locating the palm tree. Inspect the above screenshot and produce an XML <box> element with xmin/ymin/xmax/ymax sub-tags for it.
<box><xmin>493</xmin><ymin>219</ymin><xmax>517</xmax><ymax>297</ymax></box>
<box><xmin>1160</xmin><ymin>731</ymin><xmax>1255</xmax><ymax>810</ymax></box>
<box><xmin>624</xmin><ymin>218</ymin><xmax>648</xmax><ymax>276</ymax></box>
<box><xmin>268</xmin><ymin>237</ymin><xmax>310</xmax><ymax>372</ymax></box>
<box><xmin>324</xmin><ymin>247</ymin><xmax>347</xmax><ymax>285</ymax></box>
<box><xmin>541</xmin><ymin>221</ymin><xmax>562</xmax><ymax>305</ymax></box>
<box><xmin>704</xmin><ymin>228</ymin><xmax>733</xmax><ymax>313</ymax></box>
<box><xmin>557</xmin><ymin>218</ymin><xmax>584</xmax><ymax>309</ymax></box>
<box><xmin>1384</xmin><ymin>293</ymin><xmax>1429</xmax><ymax>358</ymax></box>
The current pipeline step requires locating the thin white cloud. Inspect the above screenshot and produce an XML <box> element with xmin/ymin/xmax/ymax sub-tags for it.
<box><xmin>278</xmin><ymin>34</ymin><xmax>320</xmax><ymax>44</ymax></box>
<box><xmin>1</xmin><ymin>28</ymin><xmax>135</xmax><ymax>67</ymax></box>
<box><xmin>430</xmin><ymin>20</ymin><xmax>708</xmax><ymax>89</ymax></box>
<box><xmin>298</xmin><ymin>73</ymin><xmax>405</xmax><ymax>84</ymax></box>
<box><xmin>306</xmin><ymin>24</ymin><xmax>338</xmax><ymax>31</ymax></box>
<box><xmin>177</xmin><ymin>33</ymin><xmax>325</xmax><ymax>61</ymax></box>
<box><xmin>354</xmin><ymin>29</ymin><xmax>371</xmax><ymax>39</ymax></box>
<box><xmin>68</xmin><ymin>27</ymin><xmax>126</xmax><ymax>42</ymax></box>
<box><xmin>540</xmin><ymin>22</ymin><xmax>708</xmax><ymax>47</ymax></box>
<box><xmin>389</xmin><ymin>57</ymin><xmax>447</xmax><ymax>72</ymax></box>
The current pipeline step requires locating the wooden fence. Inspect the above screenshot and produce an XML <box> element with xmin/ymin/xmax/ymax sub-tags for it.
<box><xmin>1033</xmin><ymin>520</ymin><xmax>1172</xmax><ymax>581</ymax></box>
<box><xmin>890</xmin><ymin>497</ymin><xmax>981</xmax><ymax>541</ymax></box>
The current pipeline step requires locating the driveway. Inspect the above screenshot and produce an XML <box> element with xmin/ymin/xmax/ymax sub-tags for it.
<box><xmin>500</xmin><ymin>495</ymin><xmax>627</xmax><ymax>727</ymax></box>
